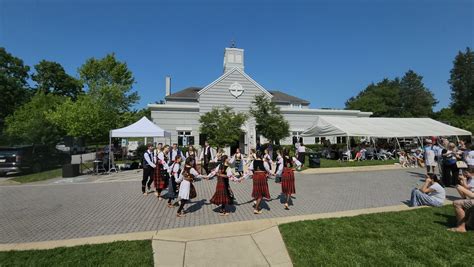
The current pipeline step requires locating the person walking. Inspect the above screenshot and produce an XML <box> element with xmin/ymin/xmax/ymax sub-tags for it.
<box><xmin>142</xmin><ymin>144</ymin><xmax>156</xmax><ymax>195</ymax></box>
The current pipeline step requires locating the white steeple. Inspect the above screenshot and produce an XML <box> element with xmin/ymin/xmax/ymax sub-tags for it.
<box><xmin>223</xmin><ymin>43</ymin><xmax>244</xmax><ymax>73</ymax></box>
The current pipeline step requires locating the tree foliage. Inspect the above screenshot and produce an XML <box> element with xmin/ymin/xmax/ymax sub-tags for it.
<box><xmin>434</xmin><ymin>108</ymin><xmax>474</xmax><ymax>135</ymax></box>
<box><xmin>346</xmin><ymin>70</ymin><xmax>437</xmax><ymax>117</ymax></box>
<box><xmin>199</xmin><ymin>106</ymin><xmax>247</xmax><ymax>148</ymax></box>
<box><xmin>32</xmin><ymin>60</ymin><xmax>83</xmax><ymax>100</ymax></box>
<box><xmin>250</xmin><ymin>94</ymin><xmax>290</xmax><ymax>143</ymax></box>
<box><xmin>4</xmin><ymin>93</ymin><xmax>65</xmax><ymax>145</ymax></box>
<box><xmin>448</xmin><ymin>47</ymin><xmax>474</xmax><ymax>116</ymax></box>
<box><xmin>0</xmin><ymin>47</ymin><xmax>32</xmax><ymax>129</ymax></box>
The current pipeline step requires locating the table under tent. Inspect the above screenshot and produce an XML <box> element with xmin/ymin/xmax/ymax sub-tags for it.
<box><xmin>108</xmin><ymin>116</ymin><xmax>171</xmax><ymax>171</ymax></box>
<box><xmin>301</xmin><ymin>116</ymin><xmax>472</xmax><ymax>159</ymax></box>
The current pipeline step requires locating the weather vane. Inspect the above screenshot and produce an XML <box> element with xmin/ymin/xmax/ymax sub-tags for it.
<box><xmin>230</xmin><ymin>39</ymin><xmax>236</xmax><ymax>48</ymax></box>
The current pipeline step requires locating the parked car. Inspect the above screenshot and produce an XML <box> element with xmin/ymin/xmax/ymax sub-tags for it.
<box><xmin>55</xmin><ymin>139</ymin><xmax>86</xmax><ymax>155</ymax></box>
<box><xmin>0</xmin><ymin>145</ymin><xmax>71</xmax><ymax>176</ymax></box>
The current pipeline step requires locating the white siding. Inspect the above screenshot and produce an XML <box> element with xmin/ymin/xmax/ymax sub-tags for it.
<box><xmin>151</xmin><ymin>110</ymin><xmax>201</xmax><ymax>145</ymax></box>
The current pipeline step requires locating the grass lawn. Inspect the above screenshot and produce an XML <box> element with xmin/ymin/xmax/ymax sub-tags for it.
<box><xmin>279</xmin><ymin>205</ymin><xmax>474</xmax><ymax>266</ymax></box>
<box><xmin>319</xmin><ymin>158</ymin><xmax>398</xmax><ymax>168</ymax></box>
<box><xmin>10</xmin><ymin>168</ymin><xmax>62</xmax><ymax>184</ymax></box>
<box><xmin>0</xmin><ymin>240</ymin><xmax>153</xmax><ymax>266</ymax></box>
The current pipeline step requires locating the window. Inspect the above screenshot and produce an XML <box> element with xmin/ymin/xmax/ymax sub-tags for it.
<box><xmin>336</xmin><ymin>136</ymin><xmax>347</xmax><ymax>144</ymax></box>
<box><xmin>235</xmin><ymin>54</ymin><xmax>242</xmax><ymax>63</ymax></box>
<box><xmin>177</xmin><ymin>131</ymin><xmax>194</xmax><ymax>146</ymax></box>
<box><xmin>315</xmin><ymin>137</ymin><xmax>320</xmax><ymax>144</ymax></box>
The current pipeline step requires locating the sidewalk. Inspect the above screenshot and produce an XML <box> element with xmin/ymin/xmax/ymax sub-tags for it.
<box><xmin>1</xmin><ymin>203</ymin><xmax>446</xmax><ymax>266</ymax></box>
<box><xmin>301</xmin><ymin>164</ymin><xmax>403</xmax><ymax>174</ymax></box>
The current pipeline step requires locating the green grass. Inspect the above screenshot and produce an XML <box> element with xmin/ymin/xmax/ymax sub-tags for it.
<box><xmin>10</xmin><ymin>168</ymin><xmax>62</xmax><ymax>183</ymax></box>
<box><xmin>319</xmin><ymin>158</ymin><xmax>398</xmax><ymax>168</ymax></box>
<box><xmin>0</xmin><ymin>240</ymin><xmax>153</xmax><ymax>266</ymax></box>
<box><xmin>279</xmin><ymin>205</ymin><xmax>474</xmax><ymax>266</ymax></box>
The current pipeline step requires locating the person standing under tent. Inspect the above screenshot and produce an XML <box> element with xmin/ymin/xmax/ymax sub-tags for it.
<box><xmin>175</xmin><ymin>157</ymin><xmax>201</xmax><ymax>217</ymax></box>
<box><xmin>142</xmin><ymin>144</ymin><xmax>156</xmax><ymax>195</ymax></box>
<box><xmin>154</xmin><ymin>145</ymin><xmax>170</xmax><ymax>199</ymax></box>
<box><xmin>279</xmin><ymin>148</ymin><xmax>296</xmax><ymax>210</ymax></box>
<box><xmin>167</xmin><ymin>155</ymin><xmax>182</xmax><ymax>208</ymax></box>
<box><xmin>252</xmin><ymin>151</ymin><xmax>270</xmax><ymax>214</ymax></box>
<box><xmin>210</xmin><ymin>155</ymin><xmax>235</xmax><ymax>216</ymax></box>
<box><xmin>442</xmin><ymin>143</ymin><xmax>461</xmax><ymax>186</ymax></box>
<box><xmin>199</xmin><ymin>141</ymin><xmax>214</xmax><ymax>175</ymax></box>
<box><xmin>168</xmin><ymin>143</ymin><xmax>184</xmax><ymax>166</ymax></box>
<box><xmin>424</xmin><ymin>139</ymin><xmax>437</xmax><ymax>174</ymax></box>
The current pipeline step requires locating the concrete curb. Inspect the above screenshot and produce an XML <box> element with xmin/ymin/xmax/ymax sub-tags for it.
<box><xmin>301</xmin><ymin>164</ymin><xmax>404</xmax><ymax>174</ymax></box>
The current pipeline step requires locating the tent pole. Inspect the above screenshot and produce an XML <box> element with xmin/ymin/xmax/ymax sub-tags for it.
<box><xmin>346</xmin><ymin>135</ymin><xmax>350</xmax><ymax>160</ymax></box>
<box><xmin>456</xmin><ymin>135</ymin><xmax>460</xmax><ymax>144</ymax></box>
<box><xmin>396</xmin><ymin>138</ymin><xmax>402</xmax><ymax>151</ymax></box>
<box><xmin>108</xmin><ymin>131</ymin><xmax>111</xmax><ymax>173</ymax></box>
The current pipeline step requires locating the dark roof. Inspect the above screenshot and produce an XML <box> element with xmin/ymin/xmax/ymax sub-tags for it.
<box><xmin>165</xmin><ymin>87</ymin><xmax>202</xmax><ymax>101</ymax></box>
<box><xmin>268</xmin><ymin>90</ymin><xmax>310</xmax><ymax>105</ymax></box>
<box><xmin>165</xmin><ymin>87</ymin><xmax>310</xmax><ymax>105</ymax></box>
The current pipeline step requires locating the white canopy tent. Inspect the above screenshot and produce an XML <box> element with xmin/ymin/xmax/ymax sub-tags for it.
<box><xmin>301</xmin><ymin>116</ymin><xmax>471</xmax><ymax>152</ymax></box>
<box><xmin>108</xmin><ymin>116</ymin><xmax>171</xmax><ymax>171</ymax></box>
<box><xmin>301</xmin><ymin>116</ymin><xmax>471</xmax><ymax>138</ymax></box>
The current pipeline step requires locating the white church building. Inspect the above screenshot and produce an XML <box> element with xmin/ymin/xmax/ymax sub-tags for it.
<box><xmin>149</xmin><ymin>46</ymin><xmax>371</xmax><ymax>153</ymax></box>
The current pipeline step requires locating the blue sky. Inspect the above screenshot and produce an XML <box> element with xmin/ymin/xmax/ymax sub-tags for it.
<box><xmin>1</xmin><ymin>0</ymin><xmax>473</xmax><ymax>110</ymax></box>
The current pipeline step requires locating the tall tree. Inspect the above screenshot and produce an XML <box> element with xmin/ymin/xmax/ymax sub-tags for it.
<box><xmin>448</xmin><ymin>47</ymin><xmax>474</xmax><ymax>116</ymax></box>
<box><xmin>78</xmin><ymin>53</ymin><xmax>139</xmax><ymax>113</ymax></box>
<box><xmin>345</xmin><ymin>79</ymin><xmax>401</xmax><ymax>117</ymax></box>
<box><xmin>4</xmin><ymin>93</ymin><xmax>65</xmax><ymax>145</ymax></box>
<box><xmin>250</xmin><ymin>94</ymin><xmax>290</xmax><ymax>143</ymax></box>
<box><xmin>199</xmin><ymin>106</ymin><xmax>247</xmax><ymax>149</ymax></box>
<box><xmin>399</xmin><ymin>70</ymin><xmax>437</xmax><ymax>117</ymax></box>
<box><xmin>0</xmin><ymin>47</ymin><xmax>32</xmax><ymax>130</ymax></box>
<box><xmin>32</xmin><ymin>60</ymin><xmax>83</xmax><ymax>100</ymax></box>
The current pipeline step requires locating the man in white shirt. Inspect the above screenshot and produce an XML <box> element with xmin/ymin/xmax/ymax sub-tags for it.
<box><xmin>199</xmin><ymin>141</ymin><xmax>214</xmax><ymax>175</ymax></box>
<box><xmin>142</xmin><ymin>144</ymin><xmax>156</xmax><ymax>195</ymax></box>
<box><xmin>297</xmin><ymin>142</ymin><xmax>306</xmax><ymax>167</ymax></box>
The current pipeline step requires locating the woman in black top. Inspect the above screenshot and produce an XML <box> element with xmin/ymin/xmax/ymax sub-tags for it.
<box><xmin>252</xmin><ymin>151</ymin><xmax>270</xmax><ymax>214</ymax></box>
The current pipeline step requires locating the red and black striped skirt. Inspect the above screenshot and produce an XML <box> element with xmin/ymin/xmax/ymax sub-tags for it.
<box><xmin>281</xmin><ymin>167</ymin><xmax>295</xmax><ymax>195</ymax></box>
<box><xmin>210</xmin><ymin>175</ymin><xmax>232</xmax><ymax>205</ymax></box>
<box><xmin>154</xmin><ymin>164</ymin><xmax>169</xmax><ymax>190</ymax></box>
<box><xmin>252</xmin><ymin>171</ymin><xmax>270</xmax><ymax>199</ymax></box>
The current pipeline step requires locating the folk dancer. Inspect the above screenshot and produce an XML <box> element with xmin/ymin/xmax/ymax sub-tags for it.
<box><xmin>168</xmin><ymin>143</ymin><xmax>185</xmax><ymax>166</ymax></box>
<box><xmin>175</xmin><ymin>157</ymin><xmax>202</xmax><ymax>217</ymax></box>
<box><xmin>199</xmin><ymin>141</ymin><xmax>214</xmax><ymax>175</ymax></box>
<box><xmin>154</xmin><ymin>145</ymin><xmax>170</xmax><ymax>199</ymax></box>
<box><xmin>210</xmin><ymin>155</ymin><xmax>235</xmax><ymax>215</ymax></box>
<box><xmin>263</xmin><ymin>148</ymin><xmax>273</xmax><ymax>171</ymax></box>
<box><xmin>167</xmin><ymin>155</ymin><xmax>182</xmax><ymax>208</ymax></box>
<box><xmin>142</xmin><ymin>144</ymin><xmax>156</xmax><ymax>195</ymax></box>
<box><xmin>186</xmin><ymin>145</ymin><xmax>198</xmax><ymax>170</ymax></box>
<box><xmin>279</xmin><ymin>148</ymin><xmax>296</xmax><ymax>210</ymax></box>
<box><xmin>232</xmin><ymin>148</ymin><xmax>245</xmax><ymax>177</ymax></box>
<box><xmin>252</xmin><ymin>151</ymin><xmax>271</xmax><ymax>214</ymax></box>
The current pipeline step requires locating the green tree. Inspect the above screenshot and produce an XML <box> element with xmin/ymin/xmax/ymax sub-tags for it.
<box><xmin>250</xmin><ymin>94</ymin><xmax>290</xmax><ymax>143</ymax></box>
<box><xmin>32</xmin><ymin>60</ymin><xmax>83</xmax><ymax>100</ymax></box>
<box><xmin>0</xmin><ymin>47</ymin><xmax>32</xmax><ymax>130</ymax></box>
<box><xmin>434</xmin><ymin>108</ymin><xmax>474</xmax><ymax>134</ymax></box>
<box><xmin>448</xmin><ymin>47</ymin><xmax>474</xmax><ymax>116</ymax></box>
<box><xmin>399</xmin><ymin>70</ymin><xmax>438</xmax><ymax>117</ymax></box>
<box><xmin>47</xmin><ymin>94</ymin><xmax>118</xmax><ymax>143</ymax></box>
<box><xmin>78</xmin><ymin>53</ymin><xmax>139</xmax><ymax>113</ymax></box>
<box><xmin>199</xmin><ymin>106</ymin><xmax>247</xmax><ymax>149</ymax></box>
<box><xmin>4</xmin><ymin>93</ymin><xmax>65</xmax><ymax>145</ymax></box>
<box><xmin>345</xmin><ymin>79</ymin><xmax>401</xmax><ymax>117</ymax></box>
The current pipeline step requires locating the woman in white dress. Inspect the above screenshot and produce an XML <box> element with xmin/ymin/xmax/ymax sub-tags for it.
<box><xmin>175</xmin><ymin>157</ymin><xmax>201</xmax><ymax>217</ymax></box>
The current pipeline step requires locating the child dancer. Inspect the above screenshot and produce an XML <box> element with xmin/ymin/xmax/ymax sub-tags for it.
<box><xmin>210</xmin><ymin>155</ymin><xmax>234</xmax><ymax>215</ymax></box>
<box><xmin>175</xmin><ymin>157</ymin><xmax>201</xmax><ymax>217</ymax></box>
<box><xmin>167</xmin><ymin>155</ymin><xmax>182</xmax><ymax>208</ymax></box>
<box><xmin>279</xmin><ymin>148</ymin><xmax>296</xmax><ymax>210</ymax></box>
<box><xmin>154</xmin><ymin>145</ymin><xmax>170</xmax><ymax>199</ymax></box>
<box><xmin>252</xmin><ymin>151</ymin><xmax>270</xmax><ymax>214</ymax></box>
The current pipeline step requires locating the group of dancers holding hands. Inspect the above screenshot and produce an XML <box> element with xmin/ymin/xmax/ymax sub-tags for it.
<box><xmin>142</xmin><ymin>141</ymin><xmax>302</xmax><ymax>217</ymax></box>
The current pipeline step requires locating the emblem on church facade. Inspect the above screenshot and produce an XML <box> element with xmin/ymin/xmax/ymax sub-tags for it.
<box><xmin>229</xmin><ymin>82</ymin><xmax>244</xmax><ymax>98</ymax></box>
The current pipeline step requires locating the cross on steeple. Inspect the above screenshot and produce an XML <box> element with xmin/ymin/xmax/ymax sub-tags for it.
<box><xmin>230</xmin><ymin>39</ymin><xmax>236</xmax><ymax>48</ymax></box>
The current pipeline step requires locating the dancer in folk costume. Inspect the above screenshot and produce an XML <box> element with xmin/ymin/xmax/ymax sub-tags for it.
<box><xmin>199</xmin><ymin>141</ymin><xmax>214</xmax><ymax>175</ymax></box>
<box><xmin>167</xmin><ymin>155</ymin><xmax>182</xmax><ymax>208</ymax></box>
<box><xmin>154</xmin><ymin>145</ymin><xmax>170</xmax><ymax>200</ymax></box>
<box><xmin>210</xmin><ymin>155</ymin><xmax>235</xmax><ymax>215</ymax></box>
<box><xmin>263</xmin><ymin>148</ymin><xmax>273</xmax><ymax>171</ymax></box>
<box><xmin>232</xmin><ymin>148</ymin><xmax>245</xmax><ymax>177</ymax></box>
<box><xmin>274</xmin><ymin>150</ymin><xmax>284</xmax><ymax>183</ymax></box>
<box><xmin>252</xmin><ymin>151</ymin><xmax>271</xmax><ymax>214</ymax></box>
<box><xmin>279</xmin><ymin>148</ymin><xmax>296</xmax><ymax>210</ymax></box>
<box><xmin>142</xmin><ymin>144</ymin><xmax>156</xmax><ymax>195</ymax></box>
<box><xmin>186</xmin><ymin>145</ymin><xmax>198</xmax><ymax>170</ymax></box>
<box><xmin>175</xmin><ymin>157</ymin><xmax>201</xmax><ymax>217</ymax></box>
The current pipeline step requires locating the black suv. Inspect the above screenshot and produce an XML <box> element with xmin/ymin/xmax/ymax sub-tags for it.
<box><xmin>0</xmin><ymin>145</ymin><xmax>71</xmax><ymax>176</ymax></box>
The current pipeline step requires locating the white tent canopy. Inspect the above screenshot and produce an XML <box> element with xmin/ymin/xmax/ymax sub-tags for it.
<box><xmin>301</xmin><ymin>116</ymin><xmax>471</xmax><ymax>138</ymax></box>
<box><xmin>111</xmin><ymin>116</ymin><xmax>171</xmax><ymax>138</ymax></box>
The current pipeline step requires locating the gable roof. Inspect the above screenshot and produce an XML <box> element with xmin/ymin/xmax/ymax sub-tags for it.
<box><xmin>165</xmin><ymin>87</ymin><xmax>201</xmax><ymax>102</ymax></box>
<box><xmin>197</xmin><ymin>67</ymin><xmax>273</xmax><ymax>98</ymax></box>
<box><xmin>269</xmin><ymin>90</ymin><xmax>310</xmax><ymax>105</ymax></box>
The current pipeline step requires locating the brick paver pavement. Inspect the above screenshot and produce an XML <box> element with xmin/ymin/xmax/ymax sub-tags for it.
<box><xmin>0</xmin><ymin>168</ymin><xmax>457</xmax><ymax>244</ymax></box>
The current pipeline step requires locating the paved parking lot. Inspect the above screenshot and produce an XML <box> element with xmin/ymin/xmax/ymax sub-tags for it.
<box><xmin>0</xmin><ymin>168</ymin><xmax>458</xmax><ymax>244</ymax></box>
